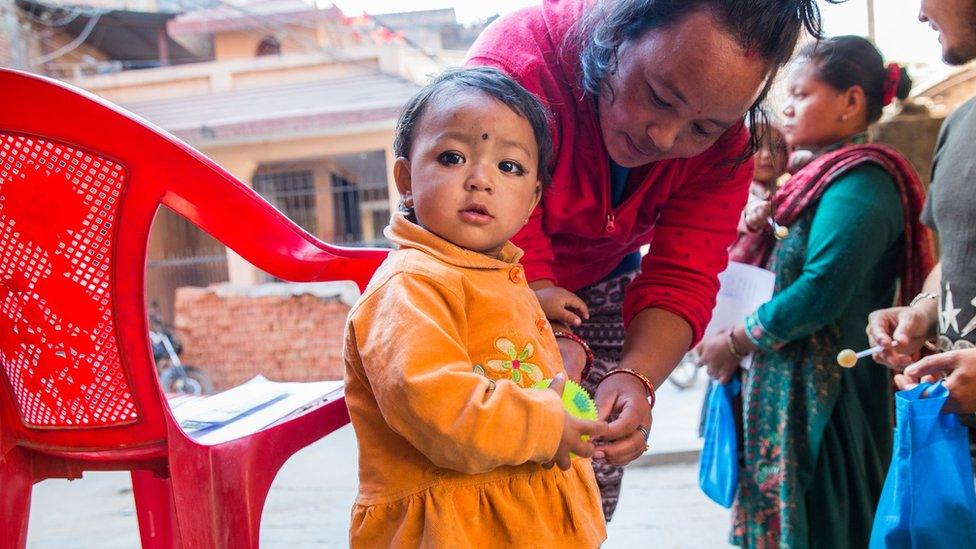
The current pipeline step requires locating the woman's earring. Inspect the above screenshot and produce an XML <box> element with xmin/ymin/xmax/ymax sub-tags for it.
<box><xmin>841</xmin><ymin>114</ymin><xmax>849</xmax><ymax>121</ymax></box>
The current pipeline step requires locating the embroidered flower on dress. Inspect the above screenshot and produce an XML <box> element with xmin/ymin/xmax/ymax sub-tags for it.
<box><xmin>485</xmin><ymin>338</ymin><xmax>543</xmax><ymax>386</ymax></box>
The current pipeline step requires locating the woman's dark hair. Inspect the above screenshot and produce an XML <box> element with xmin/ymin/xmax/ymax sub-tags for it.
<box><xmin>567</xmin><ymin>0</ymin><xmax>841</xmax><ymax>158</ymax></box>
<box><xmin>393</xmin><ymin>66</ymin><xmax>554</xmax><ymax>187</ymax></box>
<box><xmin>797</xmin><ymin>35</ymin><xmax>913</xmax><ymax>124</ymax></box>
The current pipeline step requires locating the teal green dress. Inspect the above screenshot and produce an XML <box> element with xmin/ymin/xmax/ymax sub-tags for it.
<box><xmin>732</xmin><ymin>164</ymin><xmax>903</xmax><ymax>548</ymax></box>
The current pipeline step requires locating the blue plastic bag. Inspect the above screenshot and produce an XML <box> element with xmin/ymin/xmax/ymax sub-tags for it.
<box><xmin>699</xmin><ymin>377</ymin><xmax>741</xmax><ymax>508</ymax></box>
<box><xmin>870</xmin><ymin>381</ymin><xmax>976</xmax><ymax>548</ymax></box>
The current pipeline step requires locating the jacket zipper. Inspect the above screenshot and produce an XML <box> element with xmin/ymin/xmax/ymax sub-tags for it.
<box><xmin>605</xmin><ymin>212</ymin><xmax>616</xmax><ymax>233</ymax></box>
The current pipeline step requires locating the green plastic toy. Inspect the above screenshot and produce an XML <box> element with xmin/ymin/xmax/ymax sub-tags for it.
<box><xmin>532</xmin><ymin>378</ymin><xmax>599</xmax><ymax>452</ymax></box>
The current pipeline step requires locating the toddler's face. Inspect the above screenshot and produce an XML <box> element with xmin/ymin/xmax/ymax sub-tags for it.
<box><xmin>753</xmin><ymin>129</ymin><xmax>788</xmax><ymax>185</ymax></box>
<box><xmin>395</xmin><ymin>92</ymin><xmax>542</xmax><ymax>257</ymax></box>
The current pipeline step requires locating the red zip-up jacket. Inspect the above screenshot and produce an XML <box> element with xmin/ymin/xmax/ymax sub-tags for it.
<box><xmin>465</xmin><ymin>0</ymin><xmax>753</xmax><ymax>343</ymax></box>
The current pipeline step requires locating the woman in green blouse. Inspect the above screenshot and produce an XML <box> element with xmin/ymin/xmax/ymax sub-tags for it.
<box><xmin>697</xmin><ymin>36</ymin><xmax>934</xmax><ymax>548</ymax></box>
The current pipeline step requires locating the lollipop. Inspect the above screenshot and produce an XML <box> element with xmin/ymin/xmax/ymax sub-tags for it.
<box><xmin>836</xmin><ymin>345</ymin><xmax>883</xmax><ymax>368</ymax></box>
<box><xmin>769</xmin><ymin>218</ymin><xmax>789</xmax><ymax>240</ymax></box>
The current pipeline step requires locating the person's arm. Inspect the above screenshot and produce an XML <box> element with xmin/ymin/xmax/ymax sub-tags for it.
<box><xmin>743</xmin><ymin>166</ymin><xmax>903</xmax><ymax>351</ymax></box>
<box><xmin>622</xmin><ymin>125</ymin><xmax>754</xmax><ymax>369</ymax></box>
<box><xmin>907</xmin><ymin>262</ymin><xmax>941</xmax><ymax>335</ymax></box>
<box><xmin>592</xmin><ymin>127</ymin><xmax>752</xmax><ymax>466</ymax></box>
<box><xmin>620</xmin><ymin>309</ymin><xmax>693</xmax><ymax>386</ymax></box>
<box><xmin>351</xmin><ymin>272</ymin><xmax>564</xmax><ymax>474</ymax></box>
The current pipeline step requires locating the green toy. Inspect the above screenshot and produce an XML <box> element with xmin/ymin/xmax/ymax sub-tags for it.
<box><xmin>532</xmin><ymin>378</ymin><xmax>599</xmax><ymax>451</ymax></box>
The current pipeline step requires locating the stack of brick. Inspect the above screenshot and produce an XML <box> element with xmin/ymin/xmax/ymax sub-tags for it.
<box><xmin>173</xmin><ymin>281</ymin><xmax>360</xmax><ymax>391</ymax></box>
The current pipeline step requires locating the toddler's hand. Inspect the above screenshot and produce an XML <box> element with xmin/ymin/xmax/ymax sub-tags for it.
<box><xmin>535</xmin><ymin>286</ymin><xmax>589</xmax><ymax>327</ymax></box>
<box><xmin>543</xmin><ymin>375</ymin><xmax>608</xmax><ymax>471</ymax></box>
<box><xmin>743</xmin><ymin>199</ymin><xmax>772</xmax><ymax>233</ymax></box>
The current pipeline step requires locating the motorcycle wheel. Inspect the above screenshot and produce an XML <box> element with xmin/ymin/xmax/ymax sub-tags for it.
<box><xmin>159</xmin><ymin>365</ymin><xmax>215</xmax><ymax>395</ymax></box>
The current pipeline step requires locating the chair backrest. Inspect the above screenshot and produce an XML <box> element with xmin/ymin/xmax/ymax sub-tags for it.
<box><xmin>0</xmin><ymin>68</ymin><xmax>387</xmax><ymax>455</ymax></box>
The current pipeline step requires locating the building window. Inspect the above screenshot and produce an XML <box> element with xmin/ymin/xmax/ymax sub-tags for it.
<box><xmin>256</xmin><ymin>36</ymin><xmax>282</xmax><ymax>56</ymax></box>
<box><xmin>331</xmin><ymin>173</ymin><xmax>362</xmax><ymax>244</ymax></box>
<box><xmin>253</xmin><ymin>169</ymin><xmax>317</xmax><ymax>234</ymax></box>
<box><xmin>253</xmin><ymin>152</ymin><xmax>390</xmax><ymax>248</ymax></box>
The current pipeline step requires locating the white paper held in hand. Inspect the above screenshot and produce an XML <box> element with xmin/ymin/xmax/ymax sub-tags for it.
<box><xmin>703</xmin><ymin>261</ymin><xmax>776</xmax><ymax>370</ymax></box>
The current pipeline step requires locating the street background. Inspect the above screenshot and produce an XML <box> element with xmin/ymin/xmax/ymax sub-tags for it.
<box><xmin>27</xmin><ymin>376</ymin><xmax>731</xmax><ymax>548</ymax></box>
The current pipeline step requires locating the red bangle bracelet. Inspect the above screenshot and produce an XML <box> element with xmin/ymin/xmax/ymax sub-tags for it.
<box><xmin>599</xmin><ymin>368</ymin><xmax>657</xmax><ymax>409</ymax></box>
<box><xmin>553</xmin><ymin>331</ymin><xmax>594</xmax><ymax>381</ymax></box>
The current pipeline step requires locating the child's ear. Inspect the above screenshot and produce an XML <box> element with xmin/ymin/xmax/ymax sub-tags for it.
<box><xmin>393</xmin><ymin>157</ymin><xmax>412</xmax><ymax>199</ymax></box>
<box><xmin>526</xmin><ymin>182</ymin><xmax>543</xmax><ymax>219</ymax></box>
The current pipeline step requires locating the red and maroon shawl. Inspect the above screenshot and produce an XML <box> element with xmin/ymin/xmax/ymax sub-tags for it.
<box><xmin>730</xmin><ymin>143</ymin><xmax>935</xmax><ymax>305</ymax></box>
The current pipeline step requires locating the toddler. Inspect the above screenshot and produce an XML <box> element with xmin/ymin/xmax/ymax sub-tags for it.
<box><xmin>343</xmin><ymin>66</ymin><xmax>609</xmax><ymax>548</ymax></box>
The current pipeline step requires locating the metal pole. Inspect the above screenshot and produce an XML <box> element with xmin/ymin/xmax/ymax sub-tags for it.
<box><xmin>866</xmin><ymin>0</ymin><xmax>876</xmax><ymax>43</ymax></box>
<box><xmin>157</xmin><ymin>27</ymin><xmax>170</xmax><ymax>66</ymax></box>
<box><xmin>2</xmin><ymin>0</ymin><xmax>29</xmax><ymax>70</ymax></box>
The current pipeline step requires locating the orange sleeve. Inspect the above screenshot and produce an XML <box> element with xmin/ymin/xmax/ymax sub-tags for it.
<box><xmin>351</xmin><ymin>272</ymin><xmax>565</xmax><ymax>474</ymax></box>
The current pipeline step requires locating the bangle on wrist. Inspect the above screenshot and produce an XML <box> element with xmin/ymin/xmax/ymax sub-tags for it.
<box><xmin>726</xmin><ymin>329</ymin><xmax>746</xmax><ymax>360</ymax></box>
<box><xmin>599</xmin><ymin>368</ymin><xmax>656</xmax><ymax>409</ymax></box>
<box><xmin>909</xmin><ymin>292</ymin><xmax>938</xmax><ymax>308</ymax></box>
<box><xmin>553</xmin><ymin>331</ymin><xmax>594</xmax><ymax>381</ymax></box>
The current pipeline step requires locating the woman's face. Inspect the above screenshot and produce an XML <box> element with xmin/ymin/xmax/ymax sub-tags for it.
<box><xmin>781</xmin><ymin>61</ymin><xmax>853</xmax><ymax>149</ymax></box>
<box><xmin>597</xmin><ymin>10</ymin><xmax>767</xmax><ymax>167</ymax></box>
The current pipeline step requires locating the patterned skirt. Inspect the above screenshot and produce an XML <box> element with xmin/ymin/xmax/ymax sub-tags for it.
<box><xmin>575</xmin><ymin>269</ymin><xmax>639</xmax><ymax>521</ymax></box>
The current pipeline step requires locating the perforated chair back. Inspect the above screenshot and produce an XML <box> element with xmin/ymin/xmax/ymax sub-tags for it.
<box><xmin>0</xmin><ymin>68</ymin><xmax>386</xmax><ymax>456</ymax></box>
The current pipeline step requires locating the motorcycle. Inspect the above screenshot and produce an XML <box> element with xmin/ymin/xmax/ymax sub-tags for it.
<box><xmin>149</xmin><ymin>305</ymin><xmax>214</xmax><ymax>395</ymax></box>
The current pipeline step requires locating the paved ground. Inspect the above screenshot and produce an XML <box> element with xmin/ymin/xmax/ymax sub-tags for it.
<box><xmin>26</xmin><ymin>376</ymin><xmax>732</xmax><ymax>548</ymax></box>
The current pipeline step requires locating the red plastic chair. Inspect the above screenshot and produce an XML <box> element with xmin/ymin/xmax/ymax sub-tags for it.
<box><xmin>0</xmin><ymin>67</ymin><xmax>388</xmax><ymax>548</ymax></box>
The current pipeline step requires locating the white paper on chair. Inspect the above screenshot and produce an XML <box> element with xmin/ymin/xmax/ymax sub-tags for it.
<box><xmin>170</xmin><ymin>375</ymin><xmax>343</xmax><ymax>445</ymax></box>
<box><xmin>703</xmin><ymin>261</ymin><xmax>776</xmax><ymax>370</ymax></box>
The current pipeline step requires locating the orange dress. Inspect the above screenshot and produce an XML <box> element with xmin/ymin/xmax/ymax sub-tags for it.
<box><xmin>343</xmin><ymin>213</ymin><xmax>606</xmax><ymax>548</ymax></box>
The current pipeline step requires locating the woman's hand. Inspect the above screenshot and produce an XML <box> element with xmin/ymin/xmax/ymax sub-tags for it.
<box><xmin>535</xmin><ymin>285</ymin><xmax>590</xmax><ymax>327</ymax></box>
<box><xmin>592</xmin><ymin>373</ymin><xmax>652</xmax><ymax>466</ymax></box>
<box><xmin>543</xmin><ymin>375</ymin><xmax>609</xmax><ymax>470</ymax></box>
<box><xmin>697</xmin><ymin>332</ymin><xmax>741</xmax><ymax>384</ymax></box>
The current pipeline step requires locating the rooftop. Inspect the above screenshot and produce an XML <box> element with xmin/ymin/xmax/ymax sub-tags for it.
<box><xmin>167</xmin><ymin>0</ymin><xmax>344</xmax><ymax>37</ymax></box>
<box><xmin>123</xmin><ymin>68</ymin><xmax>419</xmax><ymax>144</ymax></box>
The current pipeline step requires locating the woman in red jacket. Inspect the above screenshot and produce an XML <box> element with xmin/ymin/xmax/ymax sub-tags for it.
<box><xmin>466</xmin><ymin>0</ymin><xmax>829</xmax><ymax>519</ymax></box>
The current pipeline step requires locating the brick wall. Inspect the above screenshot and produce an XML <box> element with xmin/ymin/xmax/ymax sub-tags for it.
<box><xmin>173</xmin><ymin>282</ymin><xmax>359</xmax><ymax>391</ymax></box>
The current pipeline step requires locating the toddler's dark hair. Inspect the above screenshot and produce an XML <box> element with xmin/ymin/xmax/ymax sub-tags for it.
<box><xmin>798</xmin><ymin>35</ymin><xmax>913</xmax><ymax>124</ymax></box>
<box><xmin>393</xmin><ymin>66</ymin><xmax>554</xmax><ymax>187</ymax></box>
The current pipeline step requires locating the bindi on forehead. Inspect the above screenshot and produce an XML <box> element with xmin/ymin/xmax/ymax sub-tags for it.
<box><xmin>482</xmin><ymin>133</ymin><xmax>489</xmax><ymax>140</ymax></box>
